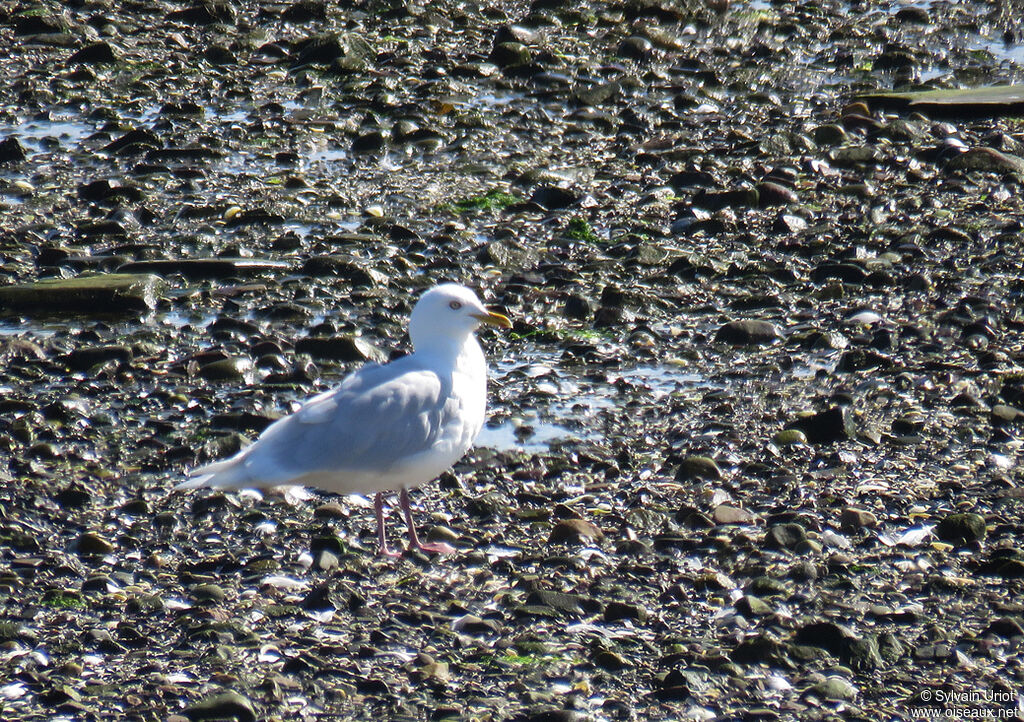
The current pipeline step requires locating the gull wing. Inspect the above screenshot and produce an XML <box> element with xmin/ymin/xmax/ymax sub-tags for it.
<box><xmin>180</xmin><ymin>358</ymin><xmax>452</xmax><ymax>490</ymax></box>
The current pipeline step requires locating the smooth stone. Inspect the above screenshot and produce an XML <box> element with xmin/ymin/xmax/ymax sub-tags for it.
<box><xmin>773</xmin><ymin>429</ymin><xmax>807</xmax><ymax>445</ymax></box>
<box><xmin>75</xmin><ymin>532</ymin><xmax>115</xmax><ymax>555</ymax></box>
<box><xmin>524</xmin><ymin>589</ymin><xmax>601</xmax><ymax>616</ymax></box>
<box><xmin>675</xmin><ymin>455</ymin><xmax>722</xmax><ymax>480</ymax></box>
<box><xmin>935</xmin><ymin>513</ymin><xmax>986</xmax><ymax>545</ymax></box>
<box><xmin>183</xmin><ymin>691</ymin><xmax>256</xmax><ymax>722</ymax></box>
<box><xmin>0</xmin><ymin>273</ymin><xmax>166</xmax><ymax>316</ymax></box>
<box><xmin>593</xmin><ymin>649</ymin><xmax>631</xmax><ymax>670</ymax></box>
<box><xmin>713</xmin><ymin>504</ymin><xmax>753</xmax><ymax>525</ymax></box>
<box><xmin>947</xmin><ymin>147</ymin><xmax>1024</xmax><ymax>174</ymax></box>
<box><xmin>197</xmin><ymin>357</ymin><xmax>252</xmax><ymax>382</ymax></box>
<box><xmin>693</xmin><ymin>188</ymin><xmax>759</xmax><ymax>210</ymax></box>
<box><xmin>714</xmin><ymin>319</ymin><xmax>782</xmax><ymax>345</ymax></box>
<box><xmin>294</xmin><ymin>335</ymin><xmax>386</xmax><ymax>363</ymax></box>
<box><xmin>755</xmin><ymin>181</ymin><xmax>798</xmax><ymax>205</ymax></box>
<box><xmin>983</xmin><ymin>617</ymin><xmax>1024</xmax><ymax>639</ymax></box>
<box><xmin>603</xmin><ymin>601</ymin><xmax>648</xmax><ymax>623</ymax></box>
<box><xmin>68</xmin><ymin>41</ymin><xmax>119</xmax><ymax>64</ymax></box>
<box><xmin>808</xmin><ymin>677</ymin><xmax>857</xmax><ymax>701</ymax></box>
<box><xmin>117</xmin><ymin>258</ymin><xmax>290</xmax><ymax>278</ymax></box>
<box><xmin>992</xmin><ymin>404</ymin><xmax>1024</xmax><ymax>425</ymax></box>
<box><xmin>548</xmin><ymin>518</ymin><xmax>604</xmax><ymax>544</ymax></box>
<box><xmin>840</xmin><ymin>507</ymin><xmax>877</xmax><ymax>530</ymax></box>
<box><xmin>765</xmin><ymin>523</ymin><xmax>807</xmax><ymax>550</ymax></box>
<box><xmin>191</xmin><ymin>583</ymin><xmax>227</xmax><ymax>603</ymax></box>
<box><xmin>735</xmin><ymin>595</ymin><xmax>772</xmax><ymax>616</ymax></box>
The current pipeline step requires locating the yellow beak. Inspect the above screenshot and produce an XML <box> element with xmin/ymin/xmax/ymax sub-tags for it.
<box><xmin>473</xmin><ymin>310</ymin><xmax>512</xmax><ymax>329</ymax></box>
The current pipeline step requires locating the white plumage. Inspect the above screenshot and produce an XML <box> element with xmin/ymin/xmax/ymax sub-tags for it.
<box><xmin>177</xmin><ymin>283</ymin><xmax>511</xmax><ymax>555</ymax></box>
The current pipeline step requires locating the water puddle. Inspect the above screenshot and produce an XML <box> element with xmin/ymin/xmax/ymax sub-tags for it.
<box><xmin>0</xmin><ymin>115</ymin><xmax>95</xmax><ymax>152</ymax></box>
<box><xmin>976</xmin><ymin>38</ymin><xmax>1024</xmax><ymax>66</ymax></box>
<box><xmin>0</xmin><ymin>320</ymin><xmax>60</xmax><ymax>338</ymax></box>
<box><xmin>479</xmin><ymin>345</ymin><xmax>714</xmax><ymax>453</ymax></box>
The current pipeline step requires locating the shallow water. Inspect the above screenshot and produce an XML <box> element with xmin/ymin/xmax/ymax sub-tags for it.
<box><xmin>479</xmin><ymin>344</ymin><xmax>716</xmax><ymax>452</ymax></box>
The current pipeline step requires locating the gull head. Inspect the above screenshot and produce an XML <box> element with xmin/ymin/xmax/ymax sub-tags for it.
<box><xmin>409</xmin><ymin>283</ymin><xmax>511</xmax><ymax>350</ymax></box>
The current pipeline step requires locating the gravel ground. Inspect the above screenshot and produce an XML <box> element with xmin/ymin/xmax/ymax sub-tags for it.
<box><xmin>2</xmin><ymin>0</ymin><xmax>1024</xmax><ymax>720</ymax></box>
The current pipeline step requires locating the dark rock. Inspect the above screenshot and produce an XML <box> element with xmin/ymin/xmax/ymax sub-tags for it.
<box><xmin>675</xmin><ymin>455</ymin><xmax>722</xmax><ymax>480</ymax></box>
<box><xmin>63</xmin><ymin>344</ymin><xmax>133</xmax><ymax>371</ymax></box>
<box><xmin>76</xmin><ymin>532</ymin><xmax>115</xmax><ymax>555</ymax></box>
<box><xmin>14</xmin><ymin>13</ymin><xmax>70</xmax><ymax>35</ymax></box>
<box><xmin>167</xmin><ymin>2</ymin><xmax>236</xmax><ymax>25</ymax></box>
<box><xmin>765</xmin><ymin>523</ymin><xmax>807</xmax><ymax>550</ymax></box>
<box><xmin>282</xmin><ymin>0</ymin><xmax>328</xmax><ymax>22</ymax></box>
<box><xmin>983</xmin><ymin>617</ymin><xmax>1024</xmax><ymax>639</ymax></box>
<box><xmin>735</xmin><ymin>595</ymin><xmax>772</xmax><ymax>616</ymax></box>
<box><xmin>525</xmin><ymin>589</ymin><xmax>601</xmax><ymax>616</ymax></box>
<box><xmin>516</xmin><ymin>710</ymin><xmax>591</xmax><ymax>722</ymax></box>
<box><xmin>352</xmin><ymin>130</ymin><xmax>388</xmax><ymax>152</ymax></box>
<box><xmin>294</xmin><ymin>335</ymin><xmax>386</xmax><ymax>363</ymax></box>
<box><xmin>489</xmin><ymin>42</ymin><xmax>532</xmax><ymax>67</ymax></box>
<box><xmin>117</xmin><ymin>258</ymin><xmax>290</xmax><ymax>279</ymax></box>
<box><xmin>714</xmin><ymin>319</ymin><xmax>782</xmax><ymax>345</ymax></box>
<box><xmin>730</xmin><ymin>634</ymin><xmax>791</xmax><ymax>666</ymax></box>
<box><xmin>811</xmin><ymin>263</ymin><xmax>868</xmax><ymax>284</ymax></box>
<box><xmin>563</xmin><ymin>295</ymin><xmax>593</xmax><ymax>320</ymax></box>
<box><xmin>618</xmin><ymin>36</ymin><xmax>654</xmax><ymax>62</ymax></box>
<box><xmin>293</xmin><ymin>32</ymin><xmax>372</xmax><ymax>69</ymax></box>
<box><xmin>755</xmin><ymin>181</ymin><xmax>798</xmax><ymax>206</ymax></box>
<box><xmin>548</xmin><ymin>518</ymin><xmax>604</xmax><ymax>544</ymax></box>
<box><xmin>947</xmin><ymin>147</ymin><xmax>1024</xmax><ymax>175</ymax></box>
<box><xmin>603</xmin><ymin>601</ymin><xmax>648</xmax><ymax>623</ymax></box>
<box><xmin>840</xmin><ymin>507</ymin><xmax>877</xmax><ymax>531</ymax></box>
<box><xmin>68</xmin><ymin>42</ymin><xmax>119</xmax><ymax>64</ymax></box>
<box><xmin>895</xmin><ymin>6</ymin><xmax>930</xmax><ymax>23</ymax></box>
<box><xmin>0</xmin><ymin>273</ymin><xmax>165</xmax><ymax>316</ymax></box>
<box><xmin>197</xmin><ymin>357</ymin><xmax>252</xmax><ymax>382</ymax></box>
<box><xmin>299</xmin><ymin>256</ymin><xmax>385</xmax><ymax>285</ymax></box>
<box><xmin>0</xmin><ymin>137</ymin><xmax>28</xmax><ymax>164</ymax></box>
<box><xmin>787</xmin><ymin>406</ymin><xmax>855</xmax><ymax>444</ymax></box>
<box><xmin>78</xmin><ymin>179</ymin><xmax>143</xmax><ymax>203</ymax></box>
<box><xmin>183</xmin><ymin>691</ymin><xmax>255</xmax><ymax>722</ymax></box>
<box><xmin>205</xmin><ymin>44</ymin><xmax>237</xmax><ymax>64</ymax></box>
<box><xmin>592</xmin><ymin>649</ymin><xmax>631</xmax><ymax>670</ymax></box>
<box><xmin>104</xmin><ymin>129</ymin><xmax>161</xmax><ymax>154</ymax></box>
<box><xmin>191</xmin><ymin>583</ymin><xmax>226</xmax><ymax>603</ymax></box>
<box><xmin>529</xmin><ymin>186</ymin><xmax>579</xmax><ymax>210</ymax></box>
<box><xmin>935</xmin><ymin>513</ymin><xmax>986</xmax><ymax>545</ymax></box>
<box><xmin>693</xmin><ymin>188</ymin><xmax>759</xmax><ymax>210</ymax></box>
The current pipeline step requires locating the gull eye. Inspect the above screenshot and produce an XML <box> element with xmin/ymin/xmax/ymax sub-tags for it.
<box><xmin>448</xmin><ymin>300</ymin><xmax>463</xmax><ymax>310</ymax></box>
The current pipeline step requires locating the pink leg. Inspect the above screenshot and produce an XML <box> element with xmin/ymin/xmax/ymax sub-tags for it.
<box><xmin>400</xmin><ymin>488</ymin><xmax>456</xmax><ymax>555</ymax></box>
<box><xmin>374</xmin><ymin>492</ymin><xmax>401</xmax><ymax>557</ymax></box>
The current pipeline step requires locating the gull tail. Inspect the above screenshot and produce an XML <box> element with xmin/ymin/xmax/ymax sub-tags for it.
<box><xmin>176</xmin><ymin>455</ymin><xmax>252</xmax><ymax>490</ymax></box>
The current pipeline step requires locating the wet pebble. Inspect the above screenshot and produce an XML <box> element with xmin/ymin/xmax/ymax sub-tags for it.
<box><xmin>714</xmin><ymin>320</ymin><xmax>782</xmax><ymax>346</ymax></box>
<box><xmin>765</xmin><ymin>523</ymin><xmax>807</xmax><ymax>551</ymax></box>
<box><xmin>935</xmin><ymin>513</ymin><xmax>986</xmax><ymax>546</ymax></box>
<box><xmin>294</xmin><ymin>335</ymin><xmax>385</xmax><ymax>363</ymax></box>
<box><xmin>183</xmin><ymin>691</ymin><xmax>256</xmax><ymax>722</ymax></box>
<box><xmin>0</xmin><ymin>137</ymin><xmax>28</xmax><ymax>163</ymax></box>
<box><xmin>75</xmin><ymin>532</ymin><xmax>115</xmax><ymax>555</ymax></box>
<box><xmin>786</xmin><ymin>406</ymin><xmax>856</xmax><ymax>444</ymax></box>
<box><xmin>548</xmin><ymin>519</ymin><xmax>604</xmax><ymax>544</ymax></box>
